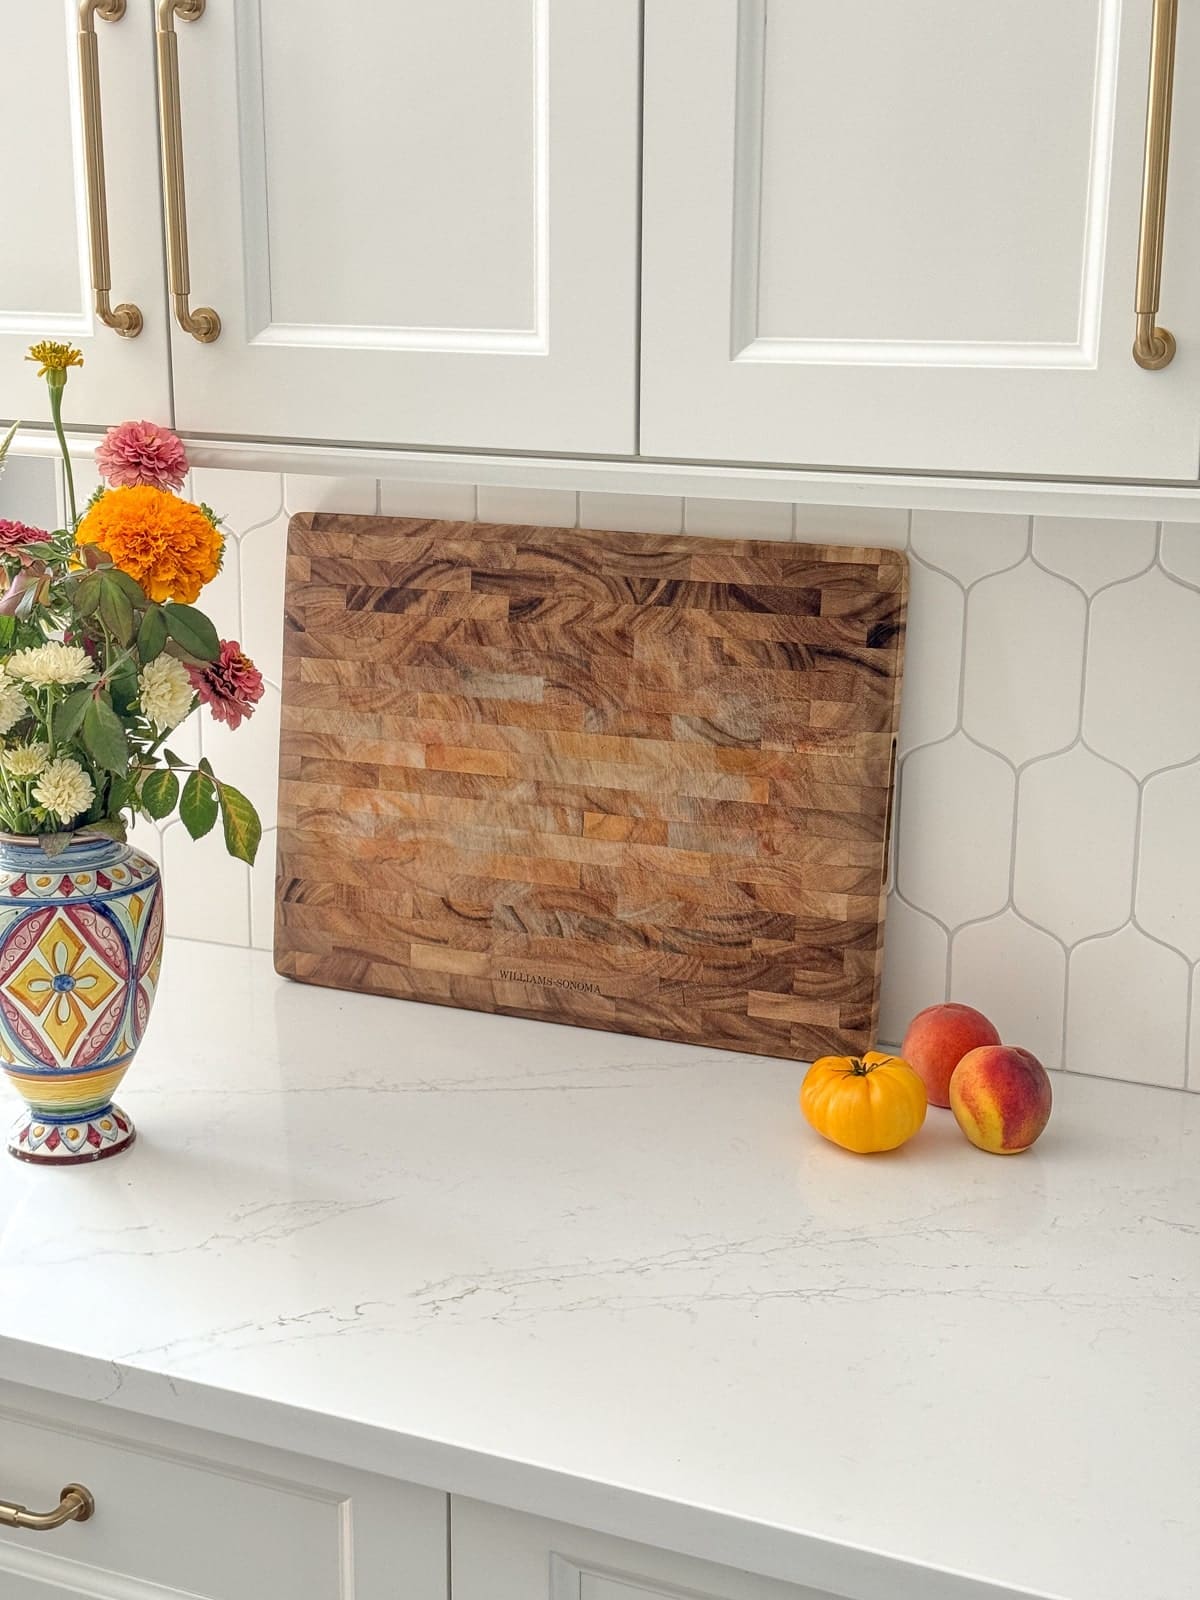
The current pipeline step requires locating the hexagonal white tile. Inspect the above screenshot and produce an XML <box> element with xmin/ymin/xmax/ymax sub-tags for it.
<box><xmin>792</xmin><ymin>503</ymin><xmax>909</xmax><ymax>547</ymax></box>
<box><xmin>161</xmin><ymin>820</ymin><xmax>251</xmax><ymax>946</ymax></box>
<box><xmin>1065</xmin><ymin>925</ymin><xmax>1188</xmax><ymax>1087</ymax></box>
<box><xmin>909</xmin><ymin>510</ymin><xmax>1028</xmax><ymax>585</ymax></box>
<box><xmin>1013</xmin><ymin>747</ymin><xmax>1137</xmax><ymax>942</ymax></box>
<box><xmin>477</xmin><ymin>486</ymin><xmax>578</xmax><ymax>528</ymax></box>
<box><xmin>285</xmin><ymin>474</ymin><xmax>377</xmax><ymax>516</ymax></box>
<box><xmin>251</xmin><ymin>828</ymin><xmax>278</xmax><ymax>951</ymax></box>
<box><xmin>897</xmin><ymin>561</ymin><xmax>964</xmax><ymax>754</ymax></box>
<box><xmin>684</xmin><ymin>498</ymin><xmax>793</xmax><ymax>541</ymax></box>
<box><xmin>962</xmin><ymin>562</ymin><xmax>1085</xmax><ymax>764</ymax></box>
<box><xmin>191</xmin><ymin>468</ymin><xmax>283</xmax><ymax>535</ymax></box>
<box><xmin>1136</xmin><ymin>760</ymin><xmax>1200</xmax><ymax>959</ymax></box>
<box><xmin>896</xmin><ymin>734</ymin><xmax>1015</xmax><ymax>927</ymax></box>
<box><xmin>1159</xmin><ymin>522</ymin><xmax>1200</xmax><ymax>588</ymax></box>
<box><xmin>579</xmin><ymin>493</ymin><xmax>684</xmax><ymax>534</ymax></box>
<box><xmin>877</xmin><ymin>894</ymin><xmax>948</xmax><ymax>1047</ymax></box>
<box><xmin>1032</xmin><ymin>516</ymin><xmax>1157</xmax><ymax>593</ymax></box>
<box><xmin>1083</xmin><ymin>568</ymin><xmax>1200</xmax><ymax>778</ymax></box>
<box><xmin>380</xmin><ymin>479</ymin><xmax>476</xmax><ymax>520</ymax></box>
<box><xmin>238</xmin><ymin>514</ymin><xmax>289</xmax><ymax>690</ymax></box>
<box><xmin>951</xmin><ymin>910</ymin><xmax>1066</xmax><ymax>1068</ymax></box>
<box><xmin>200</xmin><ymin>683</ymin><xmax>281</xmax><ymax>832</ymax></box>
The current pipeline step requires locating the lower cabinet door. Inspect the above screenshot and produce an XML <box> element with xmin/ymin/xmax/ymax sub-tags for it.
<box><xmin>0</xmin><ymin>1383</ymin><xmax>447</xmax><ymax>1600</ymax></box>
<box><xmin>451</xmin><ymin>1499</ymin><xmax>837</xmax><ymax>1600</ymax></box>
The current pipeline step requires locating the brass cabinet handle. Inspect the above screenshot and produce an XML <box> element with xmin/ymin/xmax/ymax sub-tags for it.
<box><xmin>1134</xmin><ymin>0</ymin><xmax>1179</xmax><ymax>369</ymax></box>
<box><xmin>0</xmin><ymin>1483</ymin><xmax>95</xmax><ymax>1532</ymax></box>
<box><xmin>78</xmin><ymin>1</ymin><xmax>143</xmax><ymax>338</ymax></box>
<box><xmin>156</xmin><ymin>0</ymin><xmax>221</xmax><ymax>343</ymax></box>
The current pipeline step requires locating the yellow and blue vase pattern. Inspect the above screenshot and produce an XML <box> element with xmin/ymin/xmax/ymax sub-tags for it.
<box><xmin>0</xmin><ymin>838</ymin><xmax>162</xmax><ymax>1164</ymax></box>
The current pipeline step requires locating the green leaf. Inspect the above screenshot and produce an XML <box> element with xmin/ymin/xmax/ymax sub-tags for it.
<box><xmin>81</xmin><ymin>696</ymin><xmax>129</xmax><ymax>774</ymax></box>
<box><xmin>217</xmin><ymin>781</ymin><xmax>261</xmax><ymax>865</ymax></box>
<box><xmin>86</xmin><ymin>816</ymin><xmax>128</xmax><ymax>843</ymax></box>
<box><xmin>73</xmin><ymin>572</ymin><xmax>103</xmax><ymax>619</ymax></box>
<box><xmin>53</xmin><ymin>686</ymin><xmax>92</xmax><ymax>746</ymax></box>
<box><xmin>163</xmin><ymin>603</ymin><xmax>219</xmax><ymax>663</ymax></box>
<box><xmin>162</xmin><ymin>747</ymin><xmax>185</xmax><ymax>768</ymax></box>
<box><xmin>38</xmin><ymin>831</ymin><xmax>72</xmax><ymax>857</ymax></box>
<box><xmin>0</xmin><ymin>419</ymin><xmax>18</xmax><ymax>468</ymax></box>
<box><xmin>0</xmin><ymin>616</ymin><xmax>16</xmax><ymax>653</ymax></box>
<box><xmin>108</xmin><ymin>661</ymin><xmax>139</xmax><ymax>718</ymax></box>
<box><xmin>98</xmin><ymin>571</ymin><xmax>135</xmax><ymax>644</ymax></box>
<box><xmin>106</xmin><ymin>569</ymin><xmax>148</xmax><ymax>606</ymax></box>
<box><xmin>179</xmin><ymin>768</ymin><xmax>218</xmax><ymax>840</ymax></box>
<box><xmin>137</xmin><ymin>606</ymin><xmax>167</xmax><ymax>663</ymax></box>
<box><xmin>140</xmin><ymin>767</ymin><xmax>179</xmax><ymax>821</ymax></box>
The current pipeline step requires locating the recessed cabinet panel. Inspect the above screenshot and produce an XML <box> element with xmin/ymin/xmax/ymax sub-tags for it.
<box><xmin>256</xmin><ymin>0</ymin><xmax>538</xmax><ymax>336</ymax></box>
<box><xmin>0</xmin><ymin>1386</ymin><xmax>448</xmax><ymax>1600</ymax></box>
<box><xmin>642</xmin><ymin>0</ymin><xmax>1200</xmax><ymax>478</ymax></box>
<box><xmin>0</xmin><ymin>0</ymin><xmax>169</xmax><ymax>426</ymax></box>
<box><xmin>753</xmin><ymin>1</ymin><xmax>1095</xmax><ymax>347</ymax></box>
<box><xmin>171</xmin><ymin>0</ymin><xmax>639</xmax><ymax>453</ymax></box>
<box><xmin>452</xmin><ymin>1499</ymin><xmax>838</xmax><ymax>1600</ymax></box>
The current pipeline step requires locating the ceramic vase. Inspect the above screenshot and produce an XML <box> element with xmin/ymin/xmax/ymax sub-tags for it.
<box><xmin>0</xmin><ymin>836</ymin><xmax>163</xmax><ymax>1165</ymax></box>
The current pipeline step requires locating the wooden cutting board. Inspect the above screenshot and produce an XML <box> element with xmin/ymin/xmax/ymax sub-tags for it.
<box><xmin>276</xmin><ymin>515</ymin><xmax>906</xmax><ymax>1060</ymax></box>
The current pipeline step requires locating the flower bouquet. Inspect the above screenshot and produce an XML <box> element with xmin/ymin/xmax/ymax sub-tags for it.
<box><xmin>0</xmin><ymin>342</ymin><xmax>263</xmax><ymax>1164</ymax></box>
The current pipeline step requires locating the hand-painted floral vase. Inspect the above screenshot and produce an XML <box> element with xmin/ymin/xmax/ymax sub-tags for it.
<box><xmin>0</xmin><ymin>836</ymin><xmax>163</xmax><ymax>1165</ymax></box>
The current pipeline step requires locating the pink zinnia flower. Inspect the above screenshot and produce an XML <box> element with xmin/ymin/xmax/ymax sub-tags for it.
<box><xmin>187</xmin><ymin>640</ymin><xmax>264</xmax><ymax>731</ymax></box>
<box><xmin>95</xmin><ymin>420</ymin><xmax>189</xmax><ymax>492</ymax></box>
<box><xmin>0</xmin><ymin>519</ymin><xmax>50</xmax><ymax>551</ymax></box>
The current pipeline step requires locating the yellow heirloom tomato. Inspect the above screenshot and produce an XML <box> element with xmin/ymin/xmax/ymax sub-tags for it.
<box><xmin>800</xmin><ymin>1052</ymin><xmax>927</xmax><ymax>1154</ymax></box>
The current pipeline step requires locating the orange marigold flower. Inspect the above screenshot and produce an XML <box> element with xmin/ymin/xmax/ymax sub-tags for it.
<box><xmin>75</xmin><ymin>486</ymin><xmax>222</xmax><ymax>604</ymax></box>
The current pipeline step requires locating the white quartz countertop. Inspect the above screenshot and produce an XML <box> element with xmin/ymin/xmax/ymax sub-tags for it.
<box><xmin>0</xmin><ymin>942</ymin><xmax>1197</xmax><ymax>1600</ymax></box>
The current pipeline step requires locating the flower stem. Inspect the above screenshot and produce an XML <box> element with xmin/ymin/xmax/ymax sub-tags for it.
<box><xmin>48</xmin><ymin>386</ymin><xmax>77</xmax><ymax>529</ymax></box>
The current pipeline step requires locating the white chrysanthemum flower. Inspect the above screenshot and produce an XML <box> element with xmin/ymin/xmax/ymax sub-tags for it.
<box><xmin>2</xmin><ymin>743</ymin><xmax>49</xmax><ymax>779</ymax></box>
<box><xmin>8</xmin><ymin>642</ymin><xmax>92</xmax><ymax>688</ymax></box>
<box><xmin>137</xmin><ymin>654</ymin><xmax>194</xmax><ymax>731</ymax></box>
<box><xmin>0</xmin><ymin>683</ymin><xmax>26</xmax><ymax>737</ymax></box>
<box><xmin>33</xmin><ymin>757</ymin><xmax>94</xmax><ymax>823</ymax></box>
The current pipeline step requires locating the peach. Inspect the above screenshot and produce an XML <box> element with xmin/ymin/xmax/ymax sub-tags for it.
<box><xmin>949</xmin><ymin>1045</ymin><xmax>1052</xmax><ymax>1154</ymax></box>
<box><xmin>900</xmin><ymin>1003</ymin><xmax>1000</xmax><ymax>1108</ymax></box>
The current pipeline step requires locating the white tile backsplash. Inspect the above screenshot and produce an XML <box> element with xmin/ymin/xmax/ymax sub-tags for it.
<box><xmin>897</xmin><ymin>734</ymin><xmax>1015</xmax><ymax>927</ymax></box>
<box><xmin>1013</xmin><ymin>747</ymin><xmax>1137</xmax><ymax>944</ymax></box>
<box><xmin>1066</xmin><ymin>926</ymin><xmax>1189</xmax><ymax>1088</ymax></box>
<box><xmin>1032</xmin><ymin>516</ymin><xmax>1158</xmax><ymax>593</ymax></box>
<box><xmin>17</xmin><ymin>451</ymin><xmax>1200</xmax><ymax>1092</ymax></box>
<box><xmin>684</xmin><ymin>497</ymin><xmax>793</xmax><ymax>540</ymax></box>
<box><xmin>961</xmin><ymin>562</ymin><xmax>1086</xmax><ymax>764</ymax></box>
<box><xmin>910</xmin><ymin>509</ymin><xmax>1029</xmax><ymax>584</ymax></box>
<box><xmin>1083</xmin><ymin>567</ymin><xmax>1200</xmax><ymax>779</ymax></box>
<box><xmin>1136</xmin><ymin>763</ymin><xmax>1200</xmax><ymax>960</ymax></box>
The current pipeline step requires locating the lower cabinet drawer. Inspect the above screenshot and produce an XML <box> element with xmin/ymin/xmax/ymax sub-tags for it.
<box><xmin>451</xmin><ymin>1499</ymin><xmax>838</xmax><ymax>1600</ymax></box>
<box><xmin>0</xmin><ymin>1383</ymin><xmax>447</xmax><ymax>1600</ymax></box>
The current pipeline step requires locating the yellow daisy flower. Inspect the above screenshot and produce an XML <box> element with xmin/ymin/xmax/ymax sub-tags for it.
<box><xmin>26</xmin><ymin>341</ymin><xmax>84</xmax><ymax>382</ymax></box>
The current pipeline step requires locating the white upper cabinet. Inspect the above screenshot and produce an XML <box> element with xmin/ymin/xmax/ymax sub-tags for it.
<box><xmin>165</xmin><ymin>0</ymin><xmax>640</xmax><ymax>454</ymax></box>
<box><xmin>0</xmin><ymin>0</ymin><xmax>169</xmax><ymax>428</ymax></box>
<box><xmin>641</xmin><ymin>0</ymin><xmax>1200</xmax><ymax>479</ymax></box>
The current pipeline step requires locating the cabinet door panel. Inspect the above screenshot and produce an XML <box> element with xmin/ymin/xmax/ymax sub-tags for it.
<box><xmin>642</xmin><ymin>0</ymin><xmax>1200</xmax><ymax>479</ymax></box>
<box><xmin>0</xmin><ymin>1387</ymin><xmax>447</xmax><ymax>1600</ymax></box>
<box><xmin>170</xmin><ymin>0</ymin><xmax>639</xmax><ymax>453</ymax></box>
<box><xmin>0</xmin><ymin>0</ymin><xmax>169</xmax><ymax>426</ymax></box>
<box><xmin>452</xmin><ymin>1499</ymin><xmax>837</xmax><ymax>1600</ymax></box>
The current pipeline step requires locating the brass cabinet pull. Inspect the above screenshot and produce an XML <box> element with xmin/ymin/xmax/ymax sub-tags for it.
<box><xmin>156</xmin><ymin>0</ymin><xmax>221</xmax><ymax>343</ymax></box>
<box><xmin>0</xmin><ymin>1483</ymin><xmax>95</xmax><ymax>1532</ymax></box>
<box><xmin>1134</xmin><ymin>0</ymin><xmax>1179</xmax><ymax>369</ymax></box>
<box><xmin>78</xmin><ymin>0</ymin><xmax>143</xmax><ymax>338</ymax></box>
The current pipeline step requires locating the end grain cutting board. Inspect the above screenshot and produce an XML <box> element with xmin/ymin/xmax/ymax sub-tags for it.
<box><xmin>276</xmin><ymin>515</ymin><xmax>906</xmax><ymax>1060</ymax></box>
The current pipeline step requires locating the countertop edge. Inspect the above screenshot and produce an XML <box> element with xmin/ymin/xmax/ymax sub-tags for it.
<box><xmin>0</xmin><ymin>1336</ymin><xmax>1063</xmax><ymax>1600</ymax></box>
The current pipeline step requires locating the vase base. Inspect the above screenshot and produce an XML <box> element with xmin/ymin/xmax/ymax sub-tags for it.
<box><xmin>8</xmin><ymin>1105</ymin><xmax>136</xmax><ymax>1166</ymax></box>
